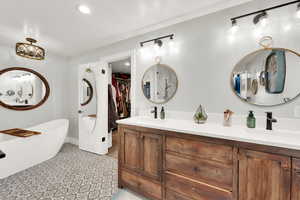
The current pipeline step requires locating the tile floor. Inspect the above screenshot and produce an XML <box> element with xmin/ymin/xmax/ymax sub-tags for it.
<box><xmin>0</xmin><ymin>135</ymin><xmax>146</xmax><ymax>200</ymax></box>
<box><xmin>0</xmin><ymin>144</ymin><xmax>119</xmax><ymax>200</ymax></box>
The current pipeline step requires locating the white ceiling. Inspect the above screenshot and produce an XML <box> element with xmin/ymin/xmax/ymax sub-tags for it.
<box><xmin>0</xmin><ymin>0</ymin><xmax>250</xmax><ymax>57</ymax></box>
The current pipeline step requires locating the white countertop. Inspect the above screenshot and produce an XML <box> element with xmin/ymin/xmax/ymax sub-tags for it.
<box><xmin>117</xmin><ymin>116</ymin><xmax>300</xmax><ymax>151</ymax></box>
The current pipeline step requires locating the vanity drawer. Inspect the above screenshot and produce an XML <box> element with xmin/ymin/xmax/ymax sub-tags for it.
<box><xmin>121</xmin><ymin>169</ymin><xmax>162</xmax><ymax>199</ymax></box>
<box><xmin>165</xmin><ymin>136</ymin><xmax>233</xmax><ymax>164</ymax></box>
<box><xmin>165</xmin><ymin>152</ymin><xmax>233</xmax><ymax>191</ymax></box>
<box><xmin>165</xmin><ymin>189</ymin><xmax>191</xmax><ymax>200</ymax></box>
<box><xmin>165</xmin><ymin>171</ymin><xmax>233</xmax><ymax>200</ymax></box>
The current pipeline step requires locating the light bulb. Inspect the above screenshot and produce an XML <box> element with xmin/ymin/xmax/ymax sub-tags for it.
<box><xmin>168</xmin><ymin>40</ymin><xmax>179</xmax><ymax>54</ymax></box>
<box><xmin>77</xmin><ymin>5</ymin><xmax>91</xmax><ymax>14</ymax></box>
<box><xmin>230</xmin><ymin>19</ymin><xmax>239</xmax><ymax>34</ymax></box>
<box><xmin>260</xmin><ymin>17</ymin><xmax>268</xmax><ymax>27</ymax></box>
<box><xmin>124</xmin><ymin>61</ymin><xmax>130</xmax><ymax>66</ymax></box>
<box><xmin>231</xmin><ymin>25</ymin><xmax>239</xmax><ymax>34</ymax></box>
<box><xmin>140</xmin><ymin>46</ymin><xmax>152</xmax><ymax>60</ymax></box>
<box><xmin>283</xmin><ymin>24</ymin><xmax>292</xmax><ymax>32</ymax></box>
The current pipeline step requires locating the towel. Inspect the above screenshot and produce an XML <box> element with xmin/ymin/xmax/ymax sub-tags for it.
<box><xmin>108</xmin><ymin>84</ymin><xmax>118</xmax><ymax>131</ymax></box>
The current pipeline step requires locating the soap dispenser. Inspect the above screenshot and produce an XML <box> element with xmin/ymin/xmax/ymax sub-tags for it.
<box><xmin>160</xmin><ymin>107</ymin><xmax>165</xmax><ymax>120</ymax></box>
<box><xmin>247</xmin><ymin>111</ymin><xmax>256</xmax><ymax>128</ymax></box>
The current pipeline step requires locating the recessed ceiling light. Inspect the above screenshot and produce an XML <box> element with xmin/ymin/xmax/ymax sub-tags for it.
<box><xmin>77</xmin><ymin>5</ymin><xmax>91</xmax><ymax>14</ymax></box>
<box><xmin>124</xmin><ymin>61</ymin><xmax>131</xmax><ymax>66</ymax></box>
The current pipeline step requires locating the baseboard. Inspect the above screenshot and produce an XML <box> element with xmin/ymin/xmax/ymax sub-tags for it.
<box><xmin>64</xmin><ymin>137</ymin><xmax>79</xmax><ymax>146</ymax></box>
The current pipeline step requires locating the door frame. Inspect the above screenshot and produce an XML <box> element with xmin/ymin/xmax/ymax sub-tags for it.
<box><xmin>100</xmin><ymin>49</ymin><xmax>137</xmax><ymax>116</ymax></box>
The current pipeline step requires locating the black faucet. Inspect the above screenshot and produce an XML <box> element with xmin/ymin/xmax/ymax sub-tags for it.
<box><xmin>266</xmin><ymin>112</ymin><xmax>277</xmax><ymax>130</ymax></box>
<box><xmin>151</xmin><ymin>106</ymin><xmax>158</xmax><ymax>119</ymax></box>
<box><xmin>0</xmin><ymin>150</ymin><xmax>6</xmax><ymax>159</ymax></box>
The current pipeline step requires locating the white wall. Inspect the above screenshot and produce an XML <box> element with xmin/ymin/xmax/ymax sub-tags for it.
<box><xmin>68</xmin><ymin>0</ymin><xmax>300</xmax><ymax>139</ymax></box>
<box><xmin>0</xmin><ymin>44</ymin><xmax>69</xmax><ymax>130</ymax></box>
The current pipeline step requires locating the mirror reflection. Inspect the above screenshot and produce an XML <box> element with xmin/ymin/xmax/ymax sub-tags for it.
<box><xmin>0</xmin><ymin>68</ymin><xmax>49</xmax><ymax>110</ymax></box>
<box><xmin>231</xmin><ymin>48</ymin><xmax>300</xmax><ymax>106</ymax></box>
<box><xmin>81</xmin><ymin>78</ymin><xmax>93</xmax><ymax>106</ymax></box>
<box><xmin>142</xmin><ymin>64</ymin><xmax>178</xmax><ymax>104</ymax></box>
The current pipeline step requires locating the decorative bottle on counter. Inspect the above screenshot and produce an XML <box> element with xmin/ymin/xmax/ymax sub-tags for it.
<box><xmin>160</xmin><ymin>107</ymin><xmax>165</xmax><ymax>120</ymax></box>
<box><xmin>247</xmin><ymin>111</ymin><xmax>256</xmax><ymax>128</ymax></box>
<box><xmin>223</xmin><ymin>109</ymin><xmax>234</xmax><ymax>127</ymax></box>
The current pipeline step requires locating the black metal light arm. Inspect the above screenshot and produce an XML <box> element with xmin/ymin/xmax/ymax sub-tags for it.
<box><xmin>231</xmin><ymin>0</ymin><xmax>300</xmax><ymax>21</ymax></box>
<box><xmin>140</xmin><ymin>34</ymin><xmax>174</xmax><ymax>47</ymax></box>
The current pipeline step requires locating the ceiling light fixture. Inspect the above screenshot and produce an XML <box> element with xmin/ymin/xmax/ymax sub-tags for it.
<box><xmin>77</xmin><ymin>4</ymin><xmax>91</xmax><ymax>14</ymax></box>
<box><xmin>16</xmin><ymin>38</ymin><xmax>45</xmax><ymax>60</ymax></box>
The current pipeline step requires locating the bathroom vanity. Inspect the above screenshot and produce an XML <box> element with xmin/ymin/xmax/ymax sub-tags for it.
<box><xmin>118</xmin><ymin>117</ymin><xmax>300</xmax><ymax>200</ymax></box>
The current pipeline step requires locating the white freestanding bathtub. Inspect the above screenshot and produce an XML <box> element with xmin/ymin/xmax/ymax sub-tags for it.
<box><xmin>0</xmin><ymin>119</ymin><xmax>69</xmax><ymax>179</ymax></box>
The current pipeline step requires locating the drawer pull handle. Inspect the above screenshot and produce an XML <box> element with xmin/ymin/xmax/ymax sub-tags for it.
<box><xmin>296</xmin><ymin>171</ymin><xmax>300</xmax><ymax>175</ymax></box>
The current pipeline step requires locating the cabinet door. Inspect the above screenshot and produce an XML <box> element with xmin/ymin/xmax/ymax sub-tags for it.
<box><xmin>238</xmin><ymin>149</ymin><xmax>291</xmax><ymax>200</ymax></box>
<box><xmin>140</xmin><ymin>132</ymin><xmax>163</xmax><ymax>180</ymax></box>
<box><xmin>292</xmin><ymin>158</ymin><xmax>300</xmax><ymax>200</ymax></box>
<box><xmin>121</xmin><ymin>128</ymin><xmax>141</xmax><ymax>171</ymax></box>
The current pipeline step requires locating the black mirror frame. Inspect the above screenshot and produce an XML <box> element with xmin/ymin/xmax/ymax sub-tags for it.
<box><xmin>81</xmin><ymin>78</ymin><xmax>93</xmax><ymax>106</ymax></box>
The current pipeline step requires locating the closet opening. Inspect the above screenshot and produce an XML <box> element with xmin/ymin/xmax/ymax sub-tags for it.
<box><xmin>108</xmin><ymin>56</ymin><xmax>131</xmax><ymax>158</ymax></box>
<box><xmin>109</xmin><ymin>57</ymin><xmax>131</xmax><ymax>120</ymax></box>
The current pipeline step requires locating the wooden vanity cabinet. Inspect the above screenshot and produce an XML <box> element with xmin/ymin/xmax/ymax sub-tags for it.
<box><xmin>119</xmin><ymin>126</ymin><xmax>163</xmax><ymax>200</ymax></box>
<box><xmin>292</xmin><ymin>158</ymin><xmax>300</xmax><ymax>200</ymax></box>
<box><xmin>140</xmin><ymin>132</ymin><xmax>163</xmax><ymax>181</ymax></box>
<box><xmin>121</xmin><ymin>128</ymin><xmax>141</xmax><ymax>171</ymax></box>
<box><xmin>164</xmin><ymin>136</ymin><xmax>236</xmax><ymax>200</ymax></box>
<box><xmin>238</xmin><ymin>149</ymin><xmax>291</xmax><ymax>200</ymax></box>
<box><xmin>118</xmin><ymin>124</ymin><xmax>300</xmax><ymax>200</ymax></box>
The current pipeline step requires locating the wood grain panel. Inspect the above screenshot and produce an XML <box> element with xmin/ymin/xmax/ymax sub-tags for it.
<box><xmin>292</xmin><ymin>158</ymin><xmax>300</xmax><ymax>200</ymax></box>
<box><xmin>165</xmin><ymin>152</ymin><xmax>233</xmax><ymax>191</ymax></box>
<box><xmin>122</xmin><ymin>129</ymin><xmax>140</xmax><ymax>171</ymax></box>
<box><xmin>121</xmin><ymin>170</ymin><xmax>162</xmax><ymax>200</ymax></box>
<box><xmin>238</xmin><ymin>149</ymin><xmax>291</xmax><ymax>200</ymax></box>
<box><xmin>166</xmin><ymin>136</ymin><xmax>233</xmax><ymax>164</ymax></box>
<box><xmin>141</xmin><ymin>132</ymin><xmax>162</xmax><ymax>181</ymax></box>
<box><xmin>165</xmin><ymin>171</ymin><xmax>233</xmax><ymax>200</ymax></box>
<box><xmin>165</xmin><ymin>189</ymin><xmax>191</xmax><ymax>200</ymax></box>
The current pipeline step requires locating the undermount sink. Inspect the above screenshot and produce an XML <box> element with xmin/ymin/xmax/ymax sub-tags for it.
<box><xmin>130</xmin><ymin>117</ymin><xmax>164</xmax><ymax>123</ymax></box>
<box><xmin>244</xmin><ymin>127</ymin><xmax>298</xmax><ymax>136</ymax></box>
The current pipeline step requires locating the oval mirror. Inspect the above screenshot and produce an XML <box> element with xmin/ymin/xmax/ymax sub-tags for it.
<box><xmin>231</xmin><ymin>48</ymin><xmax>300</xmax><ymax>106</ymax></box>
<box><xmin>142</xmin><ymin>64</ymin><xmax>178</xmax><ymax>104</ymax></box>
<box><xmin>81</xmin><ymin>78</ymin><xmax>93</xmax><ymax>106</ymax></box>
<box><xmin>0</xmin><ymin>67</ymin><xmax>50</xmax><ymax>111</ymax></box>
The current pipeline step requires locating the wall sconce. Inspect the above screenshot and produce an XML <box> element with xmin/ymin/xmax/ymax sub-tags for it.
<box><xmin>140</xmin><ymin>34</ymin><xmax>174</xmax><ymax>48</ymax></box>
<box><xmin>230</xmin><ymin>1</ymin><xmax>300</xmax><ymax>26</ymax></box>
<box><xmin>230</xmin><ymin>19</ymin><xmax>239</xmax><ymax>33</ymax></box>
<box><xmin>16</xmin><ymin>38</ymin><xmax>45</xmax><ymax>60</ymax></box>
<box><xmin>297</xmin><ymin>3</ymin><xmax>300</xmax><ymax>18</ymax></box>
<box><xmin>253</xmin><ymin>11</ymin><xmax>268</xmax><ymax>25</ymax></box>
